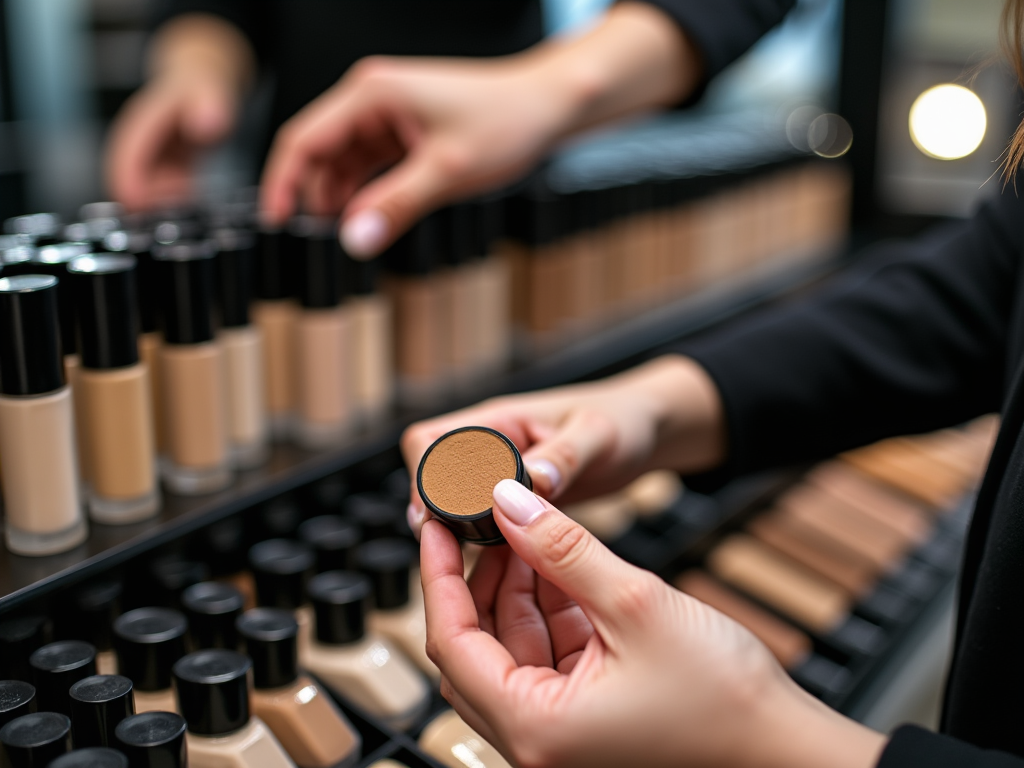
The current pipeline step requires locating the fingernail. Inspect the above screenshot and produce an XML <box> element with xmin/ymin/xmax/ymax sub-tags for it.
<box><xmin>525</xmin><ymin>459</ymin><xmax>562</xmax><ymax>497</ymax></box>
<box><xmin>407</xmin><ymin>503</ymin><xmax>427</xmax><ymax>531</ymax></box>
<box><xmin>341</xmin><ymin>209</ymin><xmax>388</xmax><ymax>259</ymax></box>
<box><xmin>493</xmin><ymin>479</ymin><xmax>546</xmax><ymax>526</ymax></box>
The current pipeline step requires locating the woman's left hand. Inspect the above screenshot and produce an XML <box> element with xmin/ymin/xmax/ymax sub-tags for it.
<box><xmin>420</xmin><ymin>479</ymin><xmax>887</xmax><ymax>768</ymax></box>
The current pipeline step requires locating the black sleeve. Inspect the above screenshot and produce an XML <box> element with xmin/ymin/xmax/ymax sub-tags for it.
<box><xmin>878</xmin><ymin>726</ymin><xmax>1024</xmax><ymax>767</ymax></box>
<box><xmin>676</xmin><ymin>186</ymin><xmax>1023</xmax><ymax>491</ymax></box>
<box><xmin>149</xmin><ymin>0</ymin><xmax>271</xmax><ymax>67</ymax></box>
<box><xmin>632</xmin><ymin>0</ymin><xmax>796</xmax><ymax>79</ymax></box>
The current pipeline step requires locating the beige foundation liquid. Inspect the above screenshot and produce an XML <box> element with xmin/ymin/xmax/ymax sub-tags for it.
<box><xmin>419</xmin><ymin>709</ymin><xmax>511</xmax><ymax>768</ymax></box>
<box><xmin>347</xmin><ymin>256</ymin><xmax>393</xmax><ymax>424</ymax></box>
<box><xmin>69</xmin><ymin>255</ymin><xmax>159</xmax><ymax>523</ymax></box>
<box><xmin>255</xmin><ymin>226</ymin><xmax>297</xmax><ymax>438</ymax></box>
<box><xmin>0</xmin><ymin>275</ymin><xmax>87</xmax><ymax>556</ymax></box>
<box><xmin>139</xmin><ymin>332</ymin><xmax>165</xmax><ymax>454</ymax></box>
<box><xmin>65</xmin><ymin>352</ymin><xmax>91</xmax><ymax>494</ymax></box>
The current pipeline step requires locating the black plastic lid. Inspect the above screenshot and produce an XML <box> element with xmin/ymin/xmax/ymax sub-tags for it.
<box><xmin>2</xmin><ymin>246</ymin><xmax>36</xmax><ymax>276</ymax></box>
<box><xmin>298</xmin><ymin>516</ymin><xmax>362</xmax><ymax>573</ymax></box>
<box><xmin>342</xmin><ymin>494</ymin><xmax>404</xmax><ymax>540</ymax></box>
<box><xmin>5</xmin><ymin>214</ymin><xmax>61</xmax><ymax>243</ymax></box>
<box><xmin>68</xmin><ymin>675</ymin><xmax>134</xmax><ymax>748</ymax></box>
<box><xmin>182</xmin><ymin>583</ymin><xmax>244</xmax><ymax>651</ymax></box>
<box><xmin>256</xmin><ymin>495</ymin><xmax>302</xmax><ymax>540</ymax></box>
<box><xmin>80</xmin><ymin>203</ymin><xmax>124</xmax><ymax>224</ymax></box>
<box><xmin>0</xmin><ymin>275</ymin><xmax>65</xmax><ymax>396</ymax></box>
<box><xmin>0</xmin><ymin>682</ymin><xmax>35</xmax><ymax>729</ymax></box>
<box><xmin>249</xmin><ymin>540</ymin><xmax>313</xmax><ymax>611</ymax></box>
<box><xmin>0</xmin><ymin>712</ymin><xmax>71</xmax><ymax>767</ymax></box>
<box><xmin>150</xmin><ymin>558</ymin><xmax>210</xmax><ymax>609</ymax></box>
<box><xmin>254</xmin><ymin>226</ymin><xmax>293</xmax><ymax>300</ymax></box>
<box><xmin>446</xmin><ymin>204</ymin><xmax>476</xmax><ymax>266</ymax></box>
<box><xmin>70</xmin><ymin>580</ymin><xmax>122</xmax><ymax>653</ymax></box>
<box><xmin>291</xmin><ymin>216</ymin><xmax>342</xmax><ymax>308</ymax></box>
<box><xmin>347</xmin><ymin>252</ymin><xmax>378</xmax><ymax>296</ymax></box>
<box><xmin>0</xmin><ymin>617</ymin><xmax>52</xmax><ymax>683</ymax></box>
<box><xmin>112</xmin><ymin>608</ymin><xmax>188</xmax><ymax>692</ymax></box>
<box><xmin>49</xmin><ymin>747</ymin><xmax>128</xmax><ymax>768</ymax></box>
<box><xmin>386</xmin><ymin>214</ymin><xmax>438</xmax><ymax>276</ymax></box>
<box><xmin>473</xmin><ymin>195</ymin><xmax>503</xmax><ymax>256</ymax></box>
<box><xmin>213</xmin><ymin>229</ymin><xmax>255</xmax><ymax>328</ymax></box>
<box><xmin>172</xmin><ymin>650</ymin><xmax>251</xmax><ymax>737</ymax></box>
<box><xmin>29</xmin><ymin>641</ymin><xmax>97</xmax><ymax>717</ymax></box>
<box><xmin>114</xmin><ymin>712</ymin><xmax>187</xmax><ymax>768</ymax></box>
<box><xmin>235</xmin><ymin>609</ymin><xmax>298</xmax><ymax>690</ymax></box>
<box><xmin>32</xmin><ymin>243</ymin><xmax>91</xmax><ymax>356</ymax></box>
<box><xmin>357</xmin><ymin>539</ymin><xmax>414</xmax><ymax>610</ymax></box>
<box><xmin>302</xmin><ymin>475</ymin><xmax>348</xmax><ymax>515</ymax></box>
<box><xmin>68</xmin><ymin>255</ymin><xmax>140</xmax><ymax>369</ymax></box>
<box><xmin>152</xmin><ymin>241</ymin><xmax>217</xmax><ymax>344</ymax></box>
<box><xmin>103</xmin><ymin>230</ymin><xmax>159</xmax><ymax>334</ymax></box>
<box><xmin>307</xmin><ymin>572</ymin><xmax>371</xmax><ymax>646</ymax></box>
<box><xmin>201</xmin><ymin>518</ymin><xmax>247</xmax><ymax>578</ymax></box>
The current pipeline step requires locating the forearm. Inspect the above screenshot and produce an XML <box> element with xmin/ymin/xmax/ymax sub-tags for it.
<box><xmin>147</xmin><ymin>13</ymin><xmax>255</xmax><ymax>91</ymax></box>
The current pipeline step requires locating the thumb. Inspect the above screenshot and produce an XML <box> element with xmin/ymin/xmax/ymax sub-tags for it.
<box><xmin>490</xmin><ymin>478</ymin><xmax>659</xmax><ymax>643</ymax></box>
<box><xmin>181</xmin><ymin>82</ymin><xmax>235</xmax><ymax>145</ymax></box>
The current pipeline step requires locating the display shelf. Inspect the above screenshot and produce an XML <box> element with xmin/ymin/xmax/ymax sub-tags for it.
<box><xmin>0</xmin><ymin>251</ymin><xmax>843</xmax><ymax>615</ymax></box>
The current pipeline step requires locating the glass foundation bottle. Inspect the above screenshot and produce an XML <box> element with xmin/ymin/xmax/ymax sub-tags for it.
<box><xmin>116</xmin><ymin>711</ymin><xmax>187</xmax><ymax>768</ymax></box>
<box><xmin>419</xmin><ymin>709</ymin><xmax>511</xmax><ymax>768</ymax></box>
<box><xmin>347</xmin><ymin>255</ymin><xmax>393</xmax><ymax>425</ymax></box>
<box><xmin>0</xmin><ymin>275</ymin><xmax>86</xmax><ymax>556</ymax></box>
<box><xmin>438</xmin><ymin>205</ymin><xmax>479</xmax><ymax>394</ymax></box>
<box><xmin>153</xmin><ymin>239</ymin><xmax>232</xmax><ymax>495</ymax></box>
<box><xmin>0</xmin><ymin>681</ymin><xmax>35</xmax><ymax>729</ymax></box>
<box><xmin>172</xmin><ymin>650</ymin><xmax>296</xmax><ymax>768</ymax></box>
<box><xmin>253</xmin><ymin>226</ymin><xmax>297</xmax><ymax>439</ymax></box>
<box><xmin>214</xmin><ymin>228</ymin><xmax>269</xmax><ymax>469</ymax></box>
<box><xmin>182</xmin><ymin>582</ymin><xmax>244</xmax><ymax>651</ymax></box>
<box><xmin>237</xmin><ymin>608</ymin><xmax>361</xmax><ymax>768</ymax></box>
<box><xmin>68</xmin><ymin>675</ymin><xmax>134</xmax><ymax>748</ymax></box>
<box><xmin>0</xmin><ymin>712</ymin><xmax>72</xmax><ymax>767</ymax></box>
<box><xmin>358</xmin><ymin>539</ymin><xmax>438</xmax><ymax>681</ymax></box>
<box><xmin>303</xmin><ymin>571</ymin><xmax>429</xmax><ymax>730</ymax></box>
<box><xmin>292</xmin><ymin>216</ymin><xmax>353</xmax><ymax>449</ymax></box>
<box><xmin>112</xmin><ymin>608</ymin><xmax>188</xmax><ymax>713</ymax></box>
<box><xmin>28</xmin><ymin>641</ymin><xmax>97</xmax><ymax>716</ymax></box>
<box><xmin>69</xmin><ymin>255</ymin><xmax>159</xmax><ymax>523</ymax></box>
<box><xmin>67</xmin><ymin>580</ymin><xmax>122</xmax><ymax>675</ymax></box>
<box><xmin>249</xmin><ymin>540</ymin><xmax>315</xmax><ymax>653</ymax></box>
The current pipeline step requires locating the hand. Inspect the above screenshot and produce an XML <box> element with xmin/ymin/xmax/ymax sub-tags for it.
<box><xmin>106</xmin><ymin>14</ymin><xmax>254</xmax><ymax>210</ymax></box>
<box><xmin>260</xmin><ymin>3</ymin><xmax>700</xmax><ymax>258</ymax></box>
<box><xmin>401</xmin><ymin>355</ymin><xmax>726</xmax><ymax>535</ymax></box>
<box><xmin>420</xmin><ymin>480</ymin><xmax>887</xmax><ymax>768</ymax></box>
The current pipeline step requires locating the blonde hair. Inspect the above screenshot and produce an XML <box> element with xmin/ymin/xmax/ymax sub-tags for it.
<box><xmin>1002</xmin><ymin>0</ymin><xmax>1024</xmax><ymax>176</ymax></box>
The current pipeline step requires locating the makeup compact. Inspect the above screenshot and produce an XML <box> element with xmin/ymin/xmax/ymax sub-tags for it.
<box><xmin>417</xmin><ymin>427</ymin><xmax>532</xmax><ymax>545</ymax></box>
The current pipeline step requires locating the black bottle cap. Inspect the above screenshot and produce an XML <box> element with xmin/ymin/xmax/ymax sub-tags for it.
<box><xmin>150</xmin><ymin>558</ymin><xmax>210</xmax><ymax>609</ymax></box>
<box><xmin>386</xmin><ymin>214</ymin><xmax>438</xmax><ymax>276</ymax></box>
<box><xmin>342</xmin><ymin>494</ymin><xmax>404</xmax><ymax>540</ymax></box>
<box><xmin>0</xmin><ymin>617</ymin><xmax>52</xmax><ymax>682</ymax></box>
<box><xmin>112</xmin><ymin>608</ymin><xmax>188</xmax><ymax>693</ymax></box>
<box><xmin>70</xmin><ymin>580</ymin><xmax>122</xmax><ymax>653</ymax></box>
<box><xmin>298</xmin><ymin>516</ymin><xmax>362</xmax><ymax>573</ymax></box>
<box><xmin>103</xmin><ymin>231</ymin><xmax>158</xmax><ymax>334</ymax></box>
<box><xmin>213</xmin><ymin>228</ymin><xmax>255</xmax><ymax>328</ymax></box>
<box><xmin>152</xmin><ymin>240</ymin><xmax>217</xmax><ymax>345</ymax></box>
<box><xmin>249</xmin><ymin>540</ymin><xmax>313</xmax><ymax>610</ymax></box>
<box><xmin>49</xmin><ymin>747</ymin><xmax>128</xmax><ymax>768</ymax></box>
<box><xmin>202</xmin><ymin>517</ymin><xmax>247</xmax><ymax>578</ymax></box>
<box><xmin>68</xmin><ymin>255</ymin><xmax>140</xmax><ymax>370</ymax></box>
<box><xmin>0</xmin><ymin>682</ymin><xmax>36</xmax><ymax>729</ymax></box>
<box><xmin>254</xmin><ymin>226</ymin><xmax>293</xmax><ymax>300</ymax></box>
<box><xmin>68</xmin><ymin>675</ymin><xmax>134</xmax><ymax>748</ymax></box>
<box><xmin>182</xmin><ymin>583</ymin><xmax>244</xmax><ymax>651</ymax></box>
<box><xmin>2</xmin><ymin>246</ymin><xmax>36</xmax><ymax>276</ymax></box>
<box><xmin>29</xmin><ymin>641</ymin><xmax>97</xmax><ymax>716</ymax></box>
<box><xmin>80</xmin><ymin>203</ymin><xmax>125</xmax><ymax>224</ymax></box>
<box><xmin>32</xmin><ymin>243</ymin><xmax>92</xmax><ymax>356</ymax></box>
<box><xmin>291</xmin><ymin>215</ymin><xmax>342</xmax><ymax>308</ymax></box>
<box><xmin>235</xmin><ymin>609</ymin><xmax>298</xmax><ymax>690</ymax></box>
<box><xmin>446</xmin><ymin>204</ymin><xmax>476</xmax><ymax>266</ymax></box>
<box><xmin>473</xmin><ymin>195</ymin><xmax>503</xmax><ymax>257</ymax></box>
<box><xmin>256</xmin><ymin>495</ymin><xmax>302</xmax><ymax>540</ymax></box>
<box><xmin>0</xmin><ymin>275</ymin><xmax>65</xmax><ymax>396</ymax></box>
<box><xmin>347</xmin><ymin>252</ymin><xmax>378</xmax><ymax>296</ymax></box>
<box><xmin>0</xmin><ymin>712</ymin><xmax>71</xmax><ymax>767</ymax></box>
<box><xmin>172</xmin><ymin>650</ymin><xmax>251</xmax><ymax>737</ymax></box>
<box><xmin>307</xmin><ymin>572</ymin><xmax>371</xmax><ymax>646</ymax></box>
<box><xmin>5</xmin><ymin>214</ymin><xmax>61</xmax><ymax>243</ymax></box>
<box><xmin>303</xmin><ymin>474</ymin><xmax>348</xmax><ymax>515</ymax></box>
<box><xmin>114</xmin><ymin>712</ymin><xmax>187</xmax><ymax>768</ymax></box>
<box><xmin>357</xmin><ymin>539</ymin><xmax>414</xmax><ymax>610</ymax></box>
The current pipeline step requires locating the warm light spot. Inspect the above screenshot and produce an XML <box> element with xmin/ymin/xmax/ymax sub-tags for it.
<box><xmin>909</xmin><ymin>84</ymin><xmax>987</xmax><ymax>160</ymax></box>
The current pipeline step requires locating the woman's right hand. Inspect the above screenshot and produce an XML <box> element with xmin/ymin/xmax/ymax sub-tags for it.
<box><xmin>401</xmin><ymin>355</ymin><xmax>726</xmax><ymax>536</ymax></box>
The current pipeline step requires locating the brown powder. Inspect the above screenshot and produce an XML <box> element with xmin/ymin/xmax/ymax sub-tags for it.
<box><xmin>421</xmin><ymin>430</ymin><xmax>517</xmax><ymax>516</ymax></box>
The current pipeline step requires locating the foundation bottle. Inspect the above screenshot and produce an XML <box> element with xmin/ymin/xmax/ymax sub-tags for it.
<box><xmin>0</xmin><ymin>616</ymin><xmax>52</xmax><ymax>682</ymax></box>
<box><xmin>0</xmin><ymin>682</ymin><xmax>36</xmax><ymax>729</ymax></box>
<box><xmin>385</xmin><ymin>214</ymin><xmax>446</xmax><ymax>409</ymax></box>
<box><xmin>28</xmin><ymin>641</ymin><xmax>97</xmax><ymax>716</ymax></box>
<box><xmin>49</xmin><ymin>748</ymin><xmax>128</xmax><ymax>768</ymax></box>
<box><xmin>5</xmin><ymin>213</ymin><xmax>62</xmax><ymax>245</ymax></box>
<box><xmin>68</xmin><ymin>255</ymin><xmax>159</xmax><ymax>523</ymax></box>
<box><xmin>417</xmin><ymin>427</ymin><xmax>532</xmax><ymax>546</ymax></box>
<box><xmin>291</xmin><ymin>216</ymin><xmax>354</xmax><ymax>449</ymax></box>
<box><xmin>182</xmin><ymin>582</ymin><xmax>244</xmax><ymax>651</ymax></box>
<box><xmin>67</xmin><ymin>580</ymin><xmax>122</xmax><ymax>675</ymax></box>
<box><xmin>342</xmin><ymin>494</ymin><xmax>404</xmax><ymax>541</ymax></box>
<box><xmin>153</xmin><ymin>239</ymin><xmax>232</xmax><ymax>495</ymax></box>
<box><xmin>346</xmin><ymin>254</ymin><xmax>393</xmax><ymax>425</ymax></box>
<box><xmin>237</xmin><ymin>608</ymin><xmax>361</xmax><ymax>768</ymax></box>
<box><xmin>203</xmin><ymin>517</ymin><xmax>258</xmax><ymax>610</ymax></box>
<box><xmin>436</xmin><ymin>205</ymin><xmax>477</xmax><ymax>393</ymax></box>
<box><xmin>298</xmin><ymin>516</ymin><xmax>361</xmax><ymax>573</ymax></box>
<box><xmin>112</xmin><ymin>607</ymin><xmax>188</xmax><ymax>713</ymax></box>
<box><xmin>358</xmin><ymin>539</ymin><xmax>438</xmax><ymax>681</ymax></box>
<box><xmin>303</xmin><ymin>571</ymin><xmax>429</xmax><ymax>730</ymax></box>
<box><xmin>0</xmin><ymin>712</ymin><xmax>72</xmax><ymax>767</ymax></box>
<box><xmin>249</xmin><ymin>540</ymin><xmax>315</xmax><ymax>652</ymax></box>
<box><xmin>0</xmin><ymin>275</ymin><xmax>86</xmax><ymax>556</ymax></box>
<box><xmin>253</xmin><ymin>226</ymin><xmax>297</xmax><ymax>439</ymax></box>
<box><xmin>68</xmin><ymin>675</ymin><xmax>134</xmax><ymax>748</ymax></box>
<box><xmin>214</xmin><ymin>228</ymin><xmax>269</xmax><ymax>469</ymax></box>
<box><xmin>151</xmin><ymin>556</ymin><xmax>211</xmax><ymax>609</ymax></box>
<box><xmin>172</xmin><ymin>650</ymin><xmax>296</xmax><ymax>768</ymax></box>
<box><xmin>469</xmin><ymin>196</ymin><xmax>512</xmax><ymax>380</ymax></box>
<box><xmin>115</xmin><ymin>711</ymin><xmax>187</xmax><ymax>768</ymax></box>
<box><xmin>418</xmin><ymin>709</ymin><xmax>511</xmax><ymax>768</ymax></box>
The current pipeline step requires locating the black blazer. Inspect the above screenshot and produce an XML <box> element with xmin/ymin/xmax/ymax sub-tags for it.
<box><xmin>682</xmin><ymin>182</ymin><xmax>1024</xmax><ymax>764</ymax></box>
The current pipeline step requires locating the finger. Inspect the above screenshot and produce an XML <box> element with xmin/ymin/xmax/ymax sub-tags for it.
<box><xmin>181</xmin><ymin>81</ymin><xmax>236</xmax><ymax>144</ymax></box>
<box><xmin>494</xmin><ymin>554</ymin><xmax>553</xmax><ymax>668</ymax></box>
<box><xmin>466</xmin><ymin>546</ymin><xmax>512</xmax><ymax>637</ymax></box>
<box><xmin>436</xmin><ymin>684</ymin><xmax>505</xmax><ymax>755</ymax></box>
<box><xmin>491</xmin><ymin>479</ymin><xmax>662</xmax><ymax>645</ymax></box>
<box><xmin>107</xmin><ymin>90</ymin><xmax>182</xmax><ymax>210</ymax></box>
<box><xmin>521</xmin><ymin>408</ymin><xmax>617</xmax><ymax>500</ymax></box>
<box><xmin>537</xmin><ymin>576</ymin><xmax>593</xmax><ymax>667</ymax></box>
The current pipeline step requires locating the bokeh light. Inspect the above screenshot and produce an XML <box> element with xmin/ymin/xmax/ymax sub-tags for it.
<box><xmin>909</xmin><ymin>84</ymin><xmax>987</xmax><ymax>160</ymax></box>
